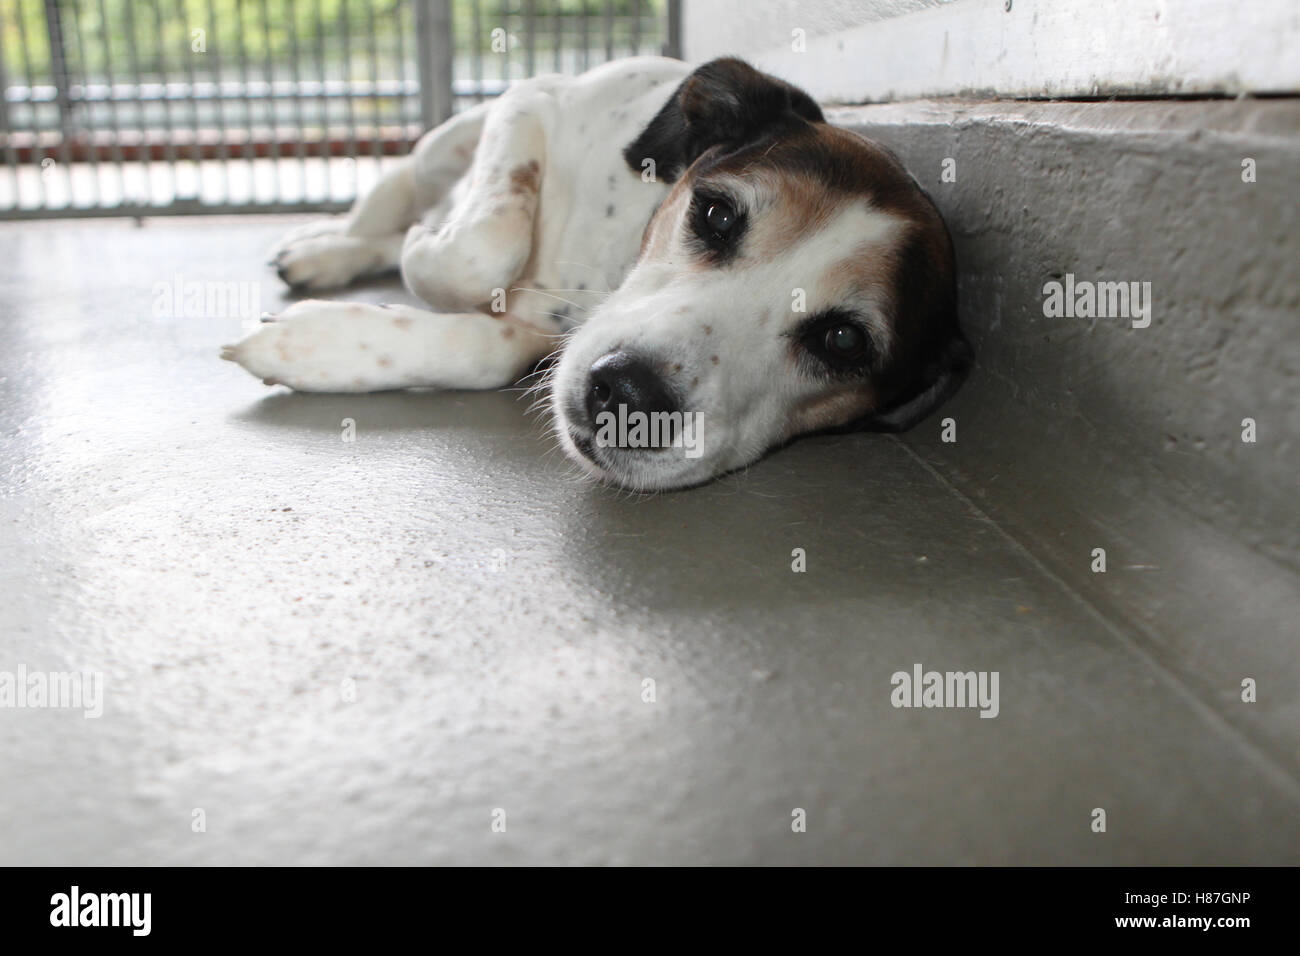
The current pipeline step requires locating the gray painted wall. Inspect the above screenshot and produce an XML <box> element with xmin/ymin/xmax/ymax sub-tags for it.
<box><xmin>682</xmin><ymin>0</ymin><xmax>1300</xmax><ymax>100</ymax></box>
<box><xmin>829</xmin><ymin>99</ymin><xmax>1299</xmax><ymax>770</ymax></box>
<box><xmin>684</xmin><ymin>0</ymin><xmax>941</xmax><ymax>63</ymax></box>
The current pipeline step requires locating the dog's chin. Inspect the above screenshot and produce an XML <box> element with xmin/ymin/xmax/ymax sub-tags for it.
<box><xmin>558</xmin><ymin>427</ymin><xmax>718</xmax><ymax>493</ymax></box>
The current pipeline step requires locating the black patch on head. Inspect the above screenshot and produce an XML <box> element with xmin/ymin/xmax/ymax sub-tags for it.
<box><xmin>623</xmin><ymin>57</ymin><xmax>824</xmax><ymax>184</ymax></box>
<box><xmin>857</xmin><ymin>225</ymin><xmax>971</xmax><ymax>433</ymax></box>
<box><xmin>788</xmin><ymin>213</ymin><xmax>971</xmax><ymax>438</ymax></box>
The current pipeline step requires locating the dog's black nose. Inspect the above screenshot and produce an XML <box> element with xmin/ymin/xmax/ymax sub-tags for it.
<box><xmin>585</xmin><ymin>351</ymin><xmax>678</xmax><ymax>425</ymax></box>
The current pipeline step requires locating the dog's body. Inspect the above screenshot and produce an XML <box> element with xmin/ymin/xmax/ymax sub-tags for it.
<box><xmin>224</xmin><ymin>56</ymin><xmax>970</xmax><ymax>490</ymax></box>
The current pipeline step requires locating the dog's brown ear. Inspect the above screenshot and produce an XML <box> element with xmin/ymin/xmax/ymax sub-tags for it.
<box><xmin>861</xmin><ymin>331</ymin><xmax>973</xmax><ymax>433</ymax></box>
<box><xmin>624</xmin><ymin>58</ymin><xmax>824</xmax><ymax>183</ymax></box>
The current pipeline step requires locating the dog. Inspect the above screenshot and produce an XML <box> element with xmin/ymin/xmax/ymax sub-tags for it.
<box><xmin>222</xmin><ymin>56</ymin><xmax>971</xmax><ymax>491</ymax></box>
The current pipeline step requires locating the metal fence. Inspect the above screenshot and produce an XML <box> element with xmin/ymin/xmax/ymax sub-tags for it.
<box><xmin>0</xmin><ymin>0</ymin><xmax>680</xmax><ymax>219</ymax></box>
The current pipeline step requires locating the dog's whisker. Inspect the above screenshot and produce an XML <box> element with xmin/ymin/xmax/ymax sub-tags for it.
<box><xmin>553</xmin><ymin>260</ymin><xmax>616</xmax><ymax>293</ymax></box>
<box><xmin>508</xmin><ymin>287</ymin><xmax>590</xmax><ymax>313</ymax></box>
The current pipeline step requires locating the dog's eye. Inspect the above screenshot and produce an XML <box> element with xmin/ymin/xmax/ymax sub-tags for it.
<box><xmin>825</xmin><ymin>324</ymin><xmax>866</xmax><ymax>360</ymax></box>
<box><xmin>688</xmin><ymin>192</ymin><xmax>745</xmax><ymax>259</ymax></box>
<box><xmin>704</xmin><ymin>201</ymin><xmax>736</xmax><ymax>235</ymax></box>
<box><xmin>795</xmin><ymin>312</ymin><xmax>875</xmax><ymax>374</ymax></box>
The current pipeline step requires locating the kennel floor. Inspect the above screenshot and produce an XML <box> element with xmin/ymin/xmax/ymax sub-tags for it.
<box><xmin>1</xmin><ymin>216</ymin><xmax>1295</xmax><ymax>865</ymax></box>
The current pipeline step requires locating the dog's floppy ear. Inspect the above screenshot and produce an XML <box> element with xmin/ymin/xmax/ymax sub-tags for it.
<box><xmin>861</xmin><ymin>331</ymin><xmax>973</xmax><ymax>433</ymax></box>
<box><xmin>624</xmin><ymin>57</ymin><xmax>824</xmax><ymax>183</ymax></box>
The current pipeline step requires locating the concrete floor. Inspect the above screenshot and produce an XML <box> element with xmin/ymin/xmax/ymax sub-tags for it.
<box><xmin>1</xmin><ymin>215</ymin><xmax>1297</xmax><ymax>865</ymax></box>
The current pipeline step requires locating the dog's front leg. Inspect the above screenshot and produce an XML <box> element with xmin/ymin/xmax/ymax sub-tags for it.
<box><xmin>268</xmin><ymin>102</ymin><xmax>489</xmax><ymax>292</ymax></box>
<box><xmin>220</xmin><ymin>301</ymin><xmax>555</xmax><ymax>392</ymax></box>
<box><xmin>399</xmin><ymin>84</ymin><xmax>553</xmax><ymax>311</ymax></box>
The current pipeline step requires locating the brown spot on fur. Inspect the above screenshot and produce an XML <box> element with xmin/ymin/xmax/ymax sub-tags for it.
<box><xmin>501</xmin><ymin>327</ymin><xmax>516</xmax><ymax>339</ymax></box>
<box><xmin>710</xmin><ymin>355</ymin><xmax>719</xmax><ymax>365</ymax></box>
<box><xmin>822</xmin><ymin>239</ymin><xmax>902</xmax><ymax>304</ymax></box>
<box><xmin>785</xmin><ymin>386</ymin><xmax>877</xmax><ymax>439</ymax></box>
<box><xmin>508</xmin><ymin>159</ymin><xmax>540</xmax><ymax>196</ymax></box>
<box><xmin>702</xmin><ymin>324</ymin><xmax>712</xmax><ymax>335</ymax></box>
<box><xmin>392</xmin><ymin>317</ymin><xmax>413</xmax><ymax>330</ymax></box>
<box><xmin>377</xmin><ymin>356</ymin><xmax>393</xmax><ymax>368</ymax></box>
<box><xmin>639</xmin><ymin>177</ymin><xmax>694</xmax><ymax>260</ymax></box>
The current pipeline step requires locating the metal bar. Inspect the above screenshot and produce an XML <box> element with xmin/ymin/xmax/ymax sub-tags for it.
<box><xmin>580</xmin><ymin>0</ymin><xmax>589</xmax><ymax>72</ymax></box>
<box><xmin>552</xmin><ymin>0</ymin><xmax>561</xmax><ymax>73</ymax></box>
<box><xmin>472</xmin><ymin>0</ymin><xmax>484</xmax><ymax>104</ymax></box>
<box><xmin>392</xmin><ymin>0</ymin><xmax>411</xmax><ymax>151</ymax></box>
<box><xmin>233</xmin><ymin>0</ymin><xmax>257</xmax><ymax>189</ymax></box>
<box><xmin>119</xmin><ymin>0</ymin><xmax>153</xmax><ymax>206</ymax></box>
<box><xmin>498</xmin><ymin>0</ymin><xmax>509</xmax><ymax>86</ymax></box>
<box><xmin>149</xmin><ymin>0</ymin><xmax>180</xmax><ymax>204</ymax></box>
<box><xmin>339</xmin><ymin>0</ymin><xmax>358</xmax><ymax>183</ymax></box>
<box><xmin>0</xmin><ymin>198</ymin><xmax>354</xmax><ymax>222</ymax></box>
<box><xmin>67</xmin><ymin>0</ymin><xmax>101</xmax><ymax>207</ymax></box>
<box><xmin>41</xmin><ymin>0</ymin><xmax>76</xmax><ymax>204</ymax></box>
<box><xmin>3</xmin><ymin>133</ymin><xmax>416</xmax><ymax>162</ymax></box>
<box><xmin>0</xmin><ymin>18</ymin><xmax>10</xmax><ymax>133</ymax></box>
<box><xmin>603</xmin><ymin>0</ymin><xmax>612</xmax><ymax>62</ymax></box>
<box><xmin>664</xmin><ymin>0</ymin><xmax>682</xmax><ymax>59</ymax></box>
<box><xmin>0</xmin><ymin>13</ymin><xmax>20</xmax><ymax>209</ymax></box>
<box><xmin>14</xmin><ymin>0</ymin><xmax>50</xmax><ymax>206</ymax></box>
<box><xmin>40</xmin><ymin>0</ymin><xmax>72</xmax><ymax>131</ymax></box>
<box><xmin>259</xmin><ymin>0</ymin><xmax>284</xmax><ymax>202</ymax></box>
<box><xmin>204</xmin><ymin>0</ymin><xmax>233</xmax><ymax>203</ymax></box>
<box><xmin>415</xmin><ymin>0</ymin><xmax>452</xmax><ymax>130</ymax></box>
<box><xmin>364</xmin><ymin>0</ymin><xmax>383</xmax><ymax>173</ymax></box>
<box><xmin>431</xmin><ymin>0</ymin><xmax>453</xmax><ymax>122</ymax></box>
<box><xmin>313</xmin><ymin>0</ymin><xmax>331</xmax><ymax>200</ymax></box>
<box><xmin>175</xmin><ymin>0</ymin><xmax>204</xmax><ymax>200</ymax></box>
<box><xmin>631</xmin><ymin>0</ymin><xmax>641</xmax><ymax>56</ymax></box>
<box><xmin>524</xmin><ymin>0</ymin><xmax>535</xmax><ymax>77</ymax></box>
<box><xmin>16</xmin><ymin>76</ymin><xmax>431</xmax><ymax>105</ymax></box>
<box><xmin>285</xmin><ymin>0</ymin><xmax>309</xmax><ymax>186</ymax></box>
<box><xmin>93</xmin><ymin>0</ymin><xmax>128</xmax><ymax>206</ymax></box>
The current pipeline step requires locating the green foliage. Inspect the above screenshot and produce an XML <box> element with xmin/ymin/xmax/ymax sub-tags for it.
<box><xmin>2</xmin><ymin>0</ymin><xmax>663</xmax><ymax>79</ymax></box>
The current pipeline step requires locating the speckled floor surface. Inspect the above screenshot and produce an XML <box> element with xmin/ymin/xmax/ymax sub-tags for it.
<box><xmin>1</xmin><ymin>216</ymin><xmax>1297</xmax><ymax>864</ymax></box>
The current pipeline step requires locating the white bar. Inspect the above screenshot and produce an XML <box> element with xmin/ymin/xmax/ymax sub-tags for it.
<box><xmin>704</xmin><ymin>0</ymin><xmax>1300</xmax><ymax>102</ymax></box>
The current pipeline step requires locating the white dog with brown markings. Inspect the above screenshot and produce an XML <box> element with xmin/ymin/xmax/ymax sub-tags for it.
<box><xmin>222</xmin><ymin>56</ymin><xmax>971</xmax><ymax>491</ymax></box>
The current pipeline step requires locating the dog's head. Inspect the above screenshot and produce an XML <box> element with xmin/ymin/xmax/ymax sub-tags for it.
<box><xmin>551</xmin><ymin>58</ymin><xmax>971</xmax><ymax>491</ymax></box>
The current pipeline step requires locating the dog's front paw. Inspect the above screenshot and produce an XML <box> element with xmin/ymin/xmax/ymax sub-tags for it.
<box><xmin>220</xmin><ymin>300</ymin><xmax>412</xmax><ymax>392</ymax></box>
<box><xmin>268</xmin><ymin>220</ymin><xmax>394</xmax><ymax>291</ymax></box>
